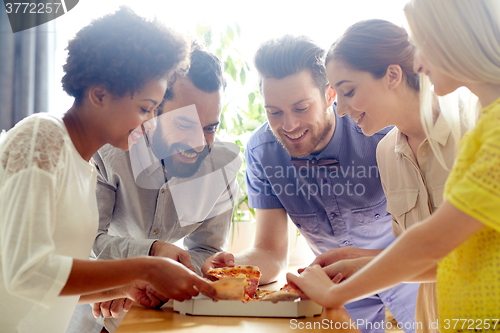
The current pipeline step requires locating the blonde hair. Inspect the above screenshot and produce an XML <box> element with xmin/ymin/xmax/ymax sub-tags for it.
<box><xmin>404</xmin><ymin>0</ymin><xmax>500</xmax><ymax>168</ymax></box>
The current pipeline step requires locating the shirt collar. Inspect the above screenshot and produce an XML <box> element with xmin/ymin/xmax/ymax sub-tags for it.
<box><xmin>427</xmin><ymin>113</ymin><xmax>451</xmax><ymax>146</ymax></box>
<box><xmin>394</xmin><ymin>129</ymin><xmax>412</xmax><ymax>157</ymax></box>
<box><xmin>394</xmin><ymin>112</ymin><xmax>452</xmax><ymax>156</ymax></box>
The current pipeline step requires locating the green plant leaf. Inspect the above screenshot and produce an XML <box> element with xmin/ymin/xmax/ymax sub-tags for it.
<box><xmin>225</xmin><ymin>56</ymin><xmax>238</xmax><ymax>81</ymax></box>
<box><xmin>235</xmin><ymin>22</ymin><xmax>241</xmax><ymax>37</ymax></box>
<box><xmin>240</xmin><ymin>68</ymin><xmax>246</xmax><ymax>85</ymax></box>
<box><xmin>248</xmin><ymin>92</ymin><xmax>255</xmax><ymax>105</ymax></box>
<box><xmin>226</xmin><ymin>26</ymin><xmax>234</xmax><ymax>41</ymax></box>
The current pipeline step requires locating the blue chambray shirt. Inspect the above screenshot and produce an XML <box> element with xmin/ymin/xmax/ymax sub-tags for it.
<box><xmin>245</xmin><ymin>110</ymin><xmax>420</xmax><ymax>333</ymax></box>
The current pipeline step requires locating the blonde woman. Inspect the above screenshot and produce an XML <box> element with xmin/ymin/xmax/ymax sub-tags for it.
<box><xmin>288</xmin><ymin>0</ymin><xmax>500</xmax><ymax>330</ymax></box>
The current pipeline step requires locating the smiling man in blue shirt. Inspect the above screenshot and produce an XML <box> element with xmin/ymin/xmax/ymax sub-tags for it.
<box><xmin>234</xmin><ymin>35</ymin><xmax>419</xmax><ymax>333</ymax></box>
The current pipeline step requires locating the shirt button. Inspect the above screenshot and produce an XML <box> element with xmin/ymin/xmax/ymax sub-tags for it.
<box><xmin>330</xmin><ymin>213</ymin><xmax>336</xmax><ymax>219</ymax></box>
<box><xmin>343</xmin><ymin>240</ymin><xmax>349</xmax><ymax>245</ymax></box>
<box><xmin>421</xmin><ymin>151</ymin><xmax>427</xmax><ymax>157</ymax></box>
<box><xmin>153</xmin><ymin>229</ymin><xmax>159</xmax><ymax>235</ymax></box>
<box><xmin>161</xmin><ymin>188</ymin><xmax>165</xmax><ymax>193</ymax></box>
<box><xmin>375</xmin><ymin>214</ymin><xmax>380</xmax><ymax>219</ymax></box>
<box><xmin>387</xmin><ymin>297</ymin><xmax>392</xmax><ymax>302</ymax></box>
<box><xmin>296</xmin><ymin>224</ymin><xmax>301</xmax><ymax>229</ymax></box>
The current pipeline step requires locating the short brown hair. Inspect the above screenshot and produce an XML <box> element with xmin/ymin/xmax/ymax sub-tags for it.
<box><xmin>254</xmin><ymin>35</ymin><xmax>328</xmax><ymax>96</ymax></box>
<box><xmin>162</xmin><ymin>41</ymin><xmax>226</xmax><ymax>103</ymax></box>
<box><xmin>326</xmin><ymin>19</ymin><xmax>419</xmax><ymax>92</ymax></box>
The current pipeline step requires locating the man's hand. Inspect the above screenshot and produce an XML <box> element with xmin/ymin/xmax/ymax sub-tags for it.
<box><xmin>150</xmin><ymin>241</ymin><xmax>195</xmax><ymax>272</ymax></box>
<box><xmin>92</xmin><ymin>298</ymin><xmax>134</xmax><ymax>319</ymax></box>
<box><xmin>323</xmin><ymin>257</ymin><xmax>373</xmax><ymax>281</ymax></box>
<box><xmin>92</xmin><ymin>283</ymin><xmax>168</xmax><ymax>318</ymax></box>
<box><xmin>201</xmin><ymin>251</ymin><xmax>235</xmax><ymax>279</ymax></box>
<box><xmin>298</xmin><ymin>247</ymin><xmax>382</xmax><ymax>273</ymax></box>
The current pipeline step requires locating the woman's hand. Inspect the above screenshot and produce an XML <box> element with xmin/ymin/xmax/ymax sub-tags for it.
<box><xmin>323</xmin><ymin>257</ymin><xmax>374</xmax><ymax>282</ymax></box>
<box><xmin>145</xmin><ymin>257</ymin><xmax>216</xmax><ymax>302</ymax></box>
<box><xmin>286</xmin><ymin>265</ymin><xmax>343</xmax><ymax>308</ymax></box>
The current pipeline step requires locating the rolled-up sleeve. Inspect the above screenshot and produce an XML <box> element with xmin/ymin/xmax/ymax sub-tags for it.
<box><xmin>184</xmin><ymin>209</ymin><xmax>233</xmax><ymax>275</ymax></box>
<box><xmin>183</xmin><ymin>168</ymin><xmax>238</xmax><ymax>274</ymax></box>
<box><xmin>245</xmin><ymin>143</ymin><xmax>283</xmax><ymax>209</ymax></box>
<box><xmin>91</xmin><ymin>152</ymin><xmax>156</xmax><ymax>260</ymax></box>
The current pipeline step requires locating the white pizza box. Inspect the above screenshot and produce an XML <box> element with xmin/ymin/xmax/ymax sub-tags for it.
<box><xmin>173</xmin><ymin>294</ymin><xmax>322</xmax><ymax>318</ymax></box>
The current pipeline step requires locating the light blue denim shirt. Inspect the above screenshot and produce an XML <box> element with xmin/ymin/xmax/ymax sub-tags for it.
<box><xmin>245</xmin><ymin>109</ymin><xmax>419</xmax><ymax>333</ymax></box>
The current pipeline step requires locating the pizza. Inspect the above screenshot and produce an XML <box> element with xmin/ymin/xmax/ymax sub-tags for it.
<box><xmin>206</xmin><ymin>266</ymin><xmax>261</xmax><ymax>300</ymax></box>
<box><xmin>260</xmin><ymin>290</ymin><xmax>299</xmax><ymax>303</ymax></box>
<box><xmin>279</xmin><ymin>283</ymin><xmax>298</xmax><ymax>293</ymax></box>
<box><xmin>205</xmin><ymin>266</ymin><xmax>299</xmax><ymax>302</ymax></box>
<box><xmin>210</xmin><ymin>277</ymin><xmax>246</xmax><ymax>300</ymax></box>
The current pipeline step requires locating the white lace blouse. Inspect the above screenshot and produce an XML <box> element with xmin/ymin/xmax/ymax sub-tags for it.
<box><xmin>0</xmin><ymin>114</ymin><xmax>98</xmax><ymax>333</ymax></box>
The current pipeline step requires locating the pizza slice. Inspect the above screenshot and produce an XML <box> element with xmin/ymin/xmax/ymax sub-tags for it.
<box><xmin>260</xmin><ymin>290</ymin><xmax>300</xmax><ymax>303</ymax></box>
<box><xmin>205</xmin><ymin>266</ymin><xmax>261</xmax><ymax>299</ymax></box>
<box><xmin>255</xmin><ymin>283</ymin><xmax>300</xmax><ymax>302</ymax></box>
<box><xmin>210</xmin><ymin>277</ymin><xmax>246</xmax><ymax>300</ymax></box>
<box><xmin>279</xmin><ymin>283</ymin><xmax>298</xmax><ymax>293</ymax></box>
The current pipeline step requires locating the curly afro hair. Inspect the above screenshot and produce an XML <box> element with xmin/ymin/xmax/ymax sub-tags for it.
<box><xmin>62</xmin><ymin>7</ymin><xmax>189</xmax><ymax>102</ymax></box>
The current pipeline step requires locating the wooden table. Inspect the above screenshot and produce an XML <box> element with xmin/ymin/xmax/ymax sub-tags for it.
<box><xmin>115</xmin><ymin>301</ymin><xmax>359</xmax><ymax>333</ymax></box>
<box><xmin>115</xmin><ymin>266</ymin><xmax>360</xmax><ymax>333</ymax></box>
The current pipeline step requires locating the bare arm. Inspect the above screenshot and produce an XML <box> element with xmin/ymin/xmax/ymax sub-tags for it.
<box><xmin>300</xmin><ymin>247</ymin><xmax>384</xmax><ymax>273</ymax></box>
<box><xmin>78</xmin><ymin>286</ymin><xmax>127</xmax><ymax>304</ymax></box>
<box><xmin>288</xmin><ymin>201</ymin><xmax>483</xmax><ymax>307</ymax></box>
<box><xmin>407</xmin><ymin>266</ymin><xmax>437</xmax><ymax>283</ymax></box>
<box><xmin>61</xmin><ymin>258</ymin><xmax>149</xmax><ymax>296</ymax></box>
<box><xmin>61</xmin><ymin>257</ymin><xmax>215</xmax><ymax>302</ymax></box>
<box><xmin>234</xmin><ymin>208</ymin><xmax>289</xmax><ymax>284</ymax></box>
<box><xmin>322</xmin><ymin>256</ymin><xmax>436</xmax><ymax>283</ymax></box>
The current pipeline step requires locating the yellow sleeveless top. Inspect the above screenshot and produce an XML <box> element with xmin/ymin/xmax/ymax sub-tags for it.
<box><xmin>438</xmin><ymin>97</ymin><xmax>500</xmax><ymax>332</ymax></box>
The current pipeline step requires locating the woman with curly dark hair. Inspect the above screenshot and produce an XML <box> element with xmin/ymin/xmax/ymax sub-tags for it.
<box><xmin>0</xmin><ymin>7</ymin><xmax>214</xmax><ymax>333</ymax></box>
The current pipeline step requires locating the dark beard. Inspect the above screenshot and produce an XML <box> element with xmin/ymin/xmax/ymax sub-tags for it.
<box><xmin>272</xmin><ymin>116</ymin><xmax>333</xmax><ymax>157</ymax></box>
<box><xmin>161</xmin><ymin>144</ymin><xmax>209</xmax><ymax>178</ymax></box>
<box><xmin>150</xmin><ymin>124</ymin><xmax>208</xmax><ymax>179</ymax></box>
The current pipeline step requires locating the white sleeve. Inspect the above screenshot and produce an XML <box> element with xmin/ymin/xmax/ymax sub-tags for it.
<box><xmin>0</xmin><ymin>117</ymin><xmax>73</xmax><ymax>308</ymax></box>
